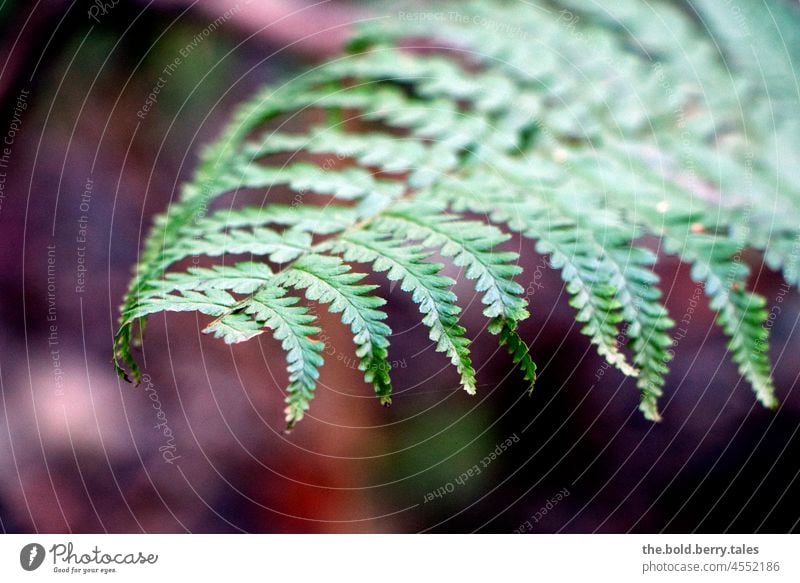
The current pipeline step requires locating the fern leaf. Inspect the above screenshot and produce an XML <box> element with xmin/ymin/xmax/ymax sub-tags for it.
<box><xmin>244</xmin><ymin>128</ymin><xmax>452</xmax><ymax>176</ymax></box>
<box><xmin>156</xmin><ymin>262</ymin><xmax>274</xmax><ymax>295</ymax></box>
<box><xmin>376</xmin><ymin>201</ymin><xmax>529</xmax><ymax>323</ymax></box>
<box><xmin>320</xmin><ymin>229</ymin><xmax>477</xmax><ymax>394</ymax></box>
<box><xmin>681</xmin><ymin>236</ymin><xmax>777</xmax><ymax>409</ymax></box>
<box><xmin>495</xmin><ymin>318</ymin><xmax>537</xmax><ymax>394</ymax></box>
<box><xmin>235</xmin><ymin>162</ymin><xmax>405</xmax><ymax>201</ymax></box>
<box><xmin>171</xmin><ymin>226</ymin><xmax>312</xmax><ymax>265</ymax></box>
<box><xmin>124</xmin><ymin>288</ymin><xmax>239</xmax><ymax>321</ymax></box>
<box><xmin>435</xmin><ymin>181</ymin><xmax>638</xmax><ymax>380</ymax></box>
<box><xmin>274</xmin><ymin>254</ymin><xmax>393</xmax><ymax>404</ymax></box>
<box><xmin>114</xmin><ymin>0</ymin><xmax>799</xmax><ymax>426</ymax></box>
<box><xmin>568</xmin><ymin>145</ymin><xmax>778</xmax><ymax>408</ymax></box>
<box><xmin>192</xmin><ymin>205</ymin><xmax>359</xmax><ymax>236</ymax></box>
<box><xmin>206</xmin><ymin>287</ymin><xmax>325</xmax><ymax>428</ymax></box>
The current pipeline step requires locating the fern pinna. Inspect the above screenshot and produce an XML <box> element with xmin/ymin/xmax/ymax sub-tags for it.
<box><xmin>115</xmin><ymin>0</ymin><xmax>800</xmax><ymax>428</ymax></box>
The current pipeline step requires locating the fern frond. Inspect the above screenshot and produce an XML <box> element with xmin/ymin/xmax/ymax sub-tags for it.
<box><xmin>680</xmin><ymin>235</ymin><xmax>776</xmax><ymax>409</ymax></box>
<box><xmin>114</xmin><ymin>0</ymin><xmax>799</xmax><ymax>426</ymax></box>
<box><xmin>320</xmin><ymin>229</ymin><xmax>477</xmax><ymax>394</ymax></box>
<box><xmin>235</xmin><ymin>162</ymin><xmax>405</xmax><ymax>201</ymax></box>
<box><xmin>124</xmin><ymin>288</ymin><xmax>239</xmax><ymax>321</ymax></box>
<box><xmin>567</xmin><ymin>146</ymin><xmax>777</xmax><ymax>409</ymax></box>
<box><xmin>171</xmin><ymin>226</ymin><xmax>312</xmax><ymax>264</ymax></box>
<box><xmin>274</xmin><ymin>254</ymin><xmax>393</xmax><ymax>404</ymax></box>
<box><xmin>206</xmin><ymin>286</ymin><xmax>325</xmax><ymax>427</ymax></box>
<box><xmin>495</xmin><ymin>317</ymin><xmax>537</xmax><ymax>394</ymax></box>
<box><xmin>156</xmin><ymin>262</ymin><xmax>274</xmax><ymax>295</ymax></box>
<box><xmin>376</xmin><ymin>201</ymin><xmax>529</xmax><ymax>323</ymax></box>
<box><xmin>540</xmin><ymin>194</ymin><xmax>675</xmax><ymax>419</ymax></box>
<box><xmin>243</xmin><ymin>128</ymin><xmax>450</xmax><ymax>176</ymax></box>
<box><xmin>436</xmin><ymin>181</ymin><xmax>639</xmax><ymax>380</ymax></box>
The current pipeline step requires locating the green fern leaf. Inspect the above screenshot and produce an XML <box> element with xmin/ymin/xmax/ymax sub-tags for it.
<box><xmin>207</xmin><ymin>287</ymin><xmax>325</xmax><ymax>428</ymax></box>
<box><xmin>376</xmin><ymin>201</ymin><xmax>529</xmax><ymax>323</ymax></box>
<box><xmin>114</xmin><ymin>0</ymin><xmax>799</xmax><ymax>427</ymax></box>
<box><xmin>320</xmin><ymin>229</ymin><xmax>477</xmax><ymax>394</ymax></box>
<box><xmin>274</xmin><ymin>254</ymin><xmax>393</xmax><ymax>404</ymax></box>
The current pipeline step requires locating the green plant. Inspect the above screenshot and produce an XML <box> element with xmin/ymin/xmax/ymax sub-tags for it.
<box><xmin>114</xmin><ymin>0</ymin><xmax>800</xmax><ymax>429</ymax></box>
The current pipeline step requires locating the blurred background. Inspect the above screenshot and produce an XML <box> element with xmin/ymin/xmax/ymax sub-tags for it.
<box><xmin>0</xmin><ymin>0</ymin><xmax>798</xmax><ymax>534</ymax></box>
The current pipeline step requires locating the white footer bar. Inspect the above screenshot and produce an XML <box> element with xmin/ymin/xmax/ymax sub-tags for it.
<box><xmin>1</xmin><ymin>534</ymin><xmax>797</xmax><ymax>582</ymax></box>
